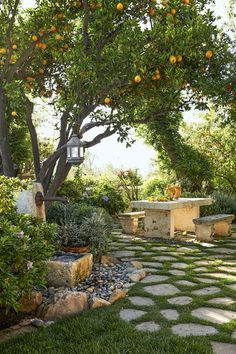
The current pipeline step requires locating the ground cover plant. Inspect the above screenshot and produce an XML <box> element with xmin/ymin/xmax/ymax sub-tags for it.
<box><xmin>0</xmin><ymin>176</ymin><xmax>55</xmax><ymax>311</ymax></box>
<box><xmin>1</xmin><ymin>223</ymin><xmax>236</xmax><ymax>353</ymax></box>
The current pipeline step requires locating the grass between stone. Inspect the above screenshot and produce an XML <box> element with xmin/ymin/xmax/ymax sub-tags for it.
<box><xmin>1</xmin><ymin>227</ymin><xmax>236</xmax><ymax>354</ymax></box>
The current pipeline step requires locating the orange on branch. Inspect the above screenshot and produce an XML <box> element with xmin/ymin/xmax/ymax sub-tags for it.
<box><xmin>134</xmin><ymin>75</ymin><xmax>142</xmax><ymax>83</ymax></box>
<box><xmin>11</xmin><ymin>111</ymin><xmax>17</xmax><ymax>117</ymax></box>
<box><xmin>26</xmin><ymin>76</ymin><xmax>34</xmax><ymax>82</ymax></box>
<box><xmin>38</xmin><ymin>68</ymin><xmax>45</xmax><ymax>74</ymax></box>
<box><xmin>12</xmin><ymin>44</ymin><xmax>17</xmax><ymax>50</ymax></box>
<box><xmin>0</xmin><ymin>48</ymin><xmax>7</xmax><ymax>55</ymax></box>
<box><xmin>162</xmin><ymin>1</ymin><xmax>167</xmax><ymax>6</ymax></box>
<box><xmin>169</xmin><ymin>55</ymin><xmax>177</xmax><ymax>64</ymax></box>
<box><xmin>182</xmin><ymin>0</ymin><xmax>190</xmax><ymax>4</ymax></box>
<box><xmin>41</xmin><ymin>43</ymin><xmax>47</xmax><ymax>50</ymax></box>
<box><xmin>63</xmin><ymin>43</ymin><xmax>69</xmax><ymax>49</ymax></box>
<box><xmin>205</xmin><ymin>50</ymin><xmax>213</xmax><ymax>59</ymax></box>
<box><xmin>149</xmin><ymin>8</ymin><xmax>155</xmax><ymax>16</ymax></box>
<box><xmin>176</xmin><ymin>54</ymin><xmax>183</xmax><ymax>62</ymax></box>
<box><xmin>117</xmin><ymin>3</ymin><xmax>124</xmax><ymax>11</ymax></box>
<box><xmin>42</xmin><ymin>59</ymin><xmax>48</xmax><ymax>65</ymax></box>
<box><xmin>171</xmin><ymin>8</ymin><xmax>176</xmax><ymax>15</ymax></box>
<box><xmin>50</xmin><ymin>26</ymin><xmax>57</xmax><ymax>32</ymax></box>
<box><xmin>32</xmin><ymin>35</ymin><xmax>38</xmax><ymax>41</ymax></box>
<box><xmin>55</xmin><ymin>34</ymin><xmax>63</xmax><ymax>41</ymax></box>
<box><xmin>166</xmin><ymin>12</ymin><xmax>172</xmax><ymax>17</ymax></box>
<box><xmin>104</xmin><ymin>97</ymin><xmax>111</xmax><ymax>104</ymax></box>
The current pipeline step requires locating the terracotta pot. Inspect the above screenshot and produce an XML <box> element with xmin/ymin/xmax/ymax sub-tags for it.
<box><xmin>62</xmin><ymin>246</ymin><xmax>89</xmax><ymax>253</ymax></box>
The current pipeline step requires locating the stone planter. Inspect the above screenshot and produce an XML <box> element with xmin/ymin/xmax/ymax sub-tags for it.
<box><xmin>45</xmin><ymin>252</ymin><xmax>93</xmax><ymax>288</ymax></box>
<box><xmin>62</xmin><ymin>246</ymin><xmax>89</xmax><ymax>253</ymax></box>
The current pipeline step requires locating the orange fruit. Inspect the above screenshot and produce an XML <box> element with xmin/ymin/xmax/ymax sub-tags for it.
<box><xmin>12</xmin><ymin>44</ymin><xmax>17</xmax><ymax>50</ymax></box>
<box><xmin>156</xmin><ymin>74</ymin><xmax>161</xmax><ymax>80</ymax></box>
<box><xmin>155</xmin><ymin>69</ymin><xmax>160</xmax><ymax>74</ymax></box>
<box><xmin>0</xmin><ymin>48</ymin><xmax>7</xmax><ymax>54</ymax></box>
<box><xmin>38</xmin><ymin>68</ymin><xmax>45</xmax><ymax>74</ymax></box>
<box><xmin>171</xmin><ymin>8</ymin><xmax>176</xmax><ymax>15</ymax></box>
<box><xmin>11</xmin><ymin>111</ymin><xmax>17</xmax><ymax>117</ymax></box>
<box><xmin>56</xmin><ymin>13</ymin><xmax>64</xmax><ymax>18</ymax></box>
<box><xmin>176</xmin><ymin>54</ymin><xmax>183</xmax><ymax>62</ymax></box>
<box><xmin>166</xmin><ymin>12</ymin><xmax>172</xmax><ymax>17</ymax></box>
<box><xmin>205</xmin><ymin>50</ymin><xmax>213</xmax><ymax>59</ymax></box>
<box><xmin>32</xmin><ymin>35</ymin><xmax>38</xmax><ymax>41</ymax></box>
<box><xmin>55</xmin><ymin>34</ymin><xmax>63</xmax><ymax>41</ymax></box>
<box><xmin>104</xmin><ymin>97</ymin><xmax>111</xmax><ymax>104</ymax></box>
<box><xmin>42</xmin><ymin>59</ymin><xmax>48</xmax><ymax>65</ymax></box>
<box><xmin>117</xmin><ymin>3</ymin><xmax>123</xmax><ymax>11</ymax></box>
<box><xmin>134</xmin><ymin>75</ymin><xmax>142</xmax><ymax>83</ymax></box>
<box><xmin>149</xmin><ymin>8</ymin><xmax>155</xmax><ymax>16</ymax></box>
<box><xmin>26</xmin><ymin>76</ymin><xmax>34</xmax><ymax>82</ymax></box>
<box><xmin>162</xmin><ymin>0</ymin><xmax>167</xmax><ymax>6</ymax></box>
<box><xmin>41</xmin><ymin>43</ymin><xmax>47</xmax><ymax>50</ymax></box>
<box><xmin>63</xmin><ymin>43</ymin><xmax>69</xmax><ymax>49</ymax></box>
<box><xmin>50</xmin><ymin>26</ymin><xmax>57</xmax><ymax>32</ymax></box>
<box><xmin>182</xmin><ymin>0</ymin><xmax>190</xmax><ymax>4</ymax></box>
<box><xmin>169</xmin><ymin>55</ymin><xmax>177</xmax><ymax>64</ymax></box>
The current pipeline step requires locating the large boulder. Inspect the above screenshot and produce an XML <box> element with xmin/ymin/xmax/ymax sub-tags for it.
<box><xmin>37</xmin><ymin>291</ymin><xmax>88</xmax><ymax>320</ymax></box>
<box><xmin>20</xmin><ymin>291</ymin><xmax>43</xmax><ymax>313</ymax></box>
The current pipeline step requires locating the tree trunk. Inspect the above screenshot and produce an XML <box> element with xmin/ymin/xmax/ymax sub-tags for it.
<box><xmin>0</xmin><ymin>86</ymin><xmax>14</xmax><ymax>176</ymax></box>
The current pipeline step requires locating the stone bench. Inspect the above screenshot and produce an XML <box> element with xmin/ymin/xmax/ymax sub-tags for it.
<box><xmin>193</xmin><ymin>214</ymin><xmax>235</xmax><ymax>242</ymax></box>
<box><xmin>118</xmin><ymin>211</ymin><xmax>145</xmax><ymax>235</ymax></box>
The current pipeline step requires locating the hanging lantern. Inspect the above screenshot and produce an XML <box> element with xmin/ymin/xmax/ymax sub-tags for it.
<box><xmin>66</xmin><ymin>134</ymin><xmax>85</xmax><ymax>164</ymax></box>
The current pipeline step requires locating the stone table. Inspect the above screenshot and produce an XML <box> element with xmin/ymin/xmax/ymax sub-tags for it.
<box><xmin>131</xmin><ymin>198</ymin><xmax>212</xmax><ymax>238</ymax></box>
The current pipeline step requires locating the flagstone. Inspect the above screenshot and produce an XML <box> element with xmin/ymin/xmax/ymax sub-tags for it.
<box><xmin>226</xmin><ymin>283</ymin><xmax>236</xmax><ymax>291</ymax></box>
<box><xmin>120</xmin><ymin>309</ymin><xmax>146</xmax><ymax>322</ymax></box>
<box><xmin>129</xmin><ymin>296</ymin><xmax>155</xmax><ymax>306</ymax></box>
<box><xmin>126</xmin><ymin>246</ymin><xmax>146</xmax><ymax>251</ymax></box>
<box><xmin>194</xmin><ymin>277</ymin><xmax>218</xmax><ymax>284</ymax></box>
<box><xmin>191</xmin><ymin>307</ymin><xmax>236</xmax><ymax>324</ymax></box>
<box><xmin>171</xmin><ymin>323</ymin><xmax>218</xmax><ymax>337</ymax></box>
<box><xmin>141</xmin><ymin>262</ymin><xmax>163</xmax><ymax>268</ymax></box>
<box><xmin>177</xmin><ymin>247</ymin><xmax>197</xmax><ymax>253</ymax></box>
<box><xmin>140</xmin><ymin>252</ymin><xmax>154</xmax><ymax>256</ymax></box>
<box><xmin>141</xmin><ymin>275</ymin><xmax>169</xmax><ymax>283</ymax></box>
<box><xmin>169</xmin><ymin>270</ymin><xmax>186</xmax><ymax>276</ymax></box>
<box><xmin>171</xmin><ymin>263</ymin><xmax>188</xmax><ymax>269</ymax></box>
<box><xmin>193</xmin><ymin>267</ymin><xmax>209</xmax><ymax>272</ymax></box>
<box><xmin>206</xmin><ymin>273</ymin><xmax>236</xmax><ymax>281</ymax></box>
<box><xmin>218</xmin><ymin>266</ymin><xmax>236</xmax><ymax>273</ymax></box>
<box><xmin>232</xmin><ymin>329</ymin><xmax>236</xmax><ymax>339</ymax></box>
<box><xmin>160</xmin><ymin>309</ymin><xmax>179</xmax><ymax>321</ymax></box>
<box><xmin>175</xmin><ymin>280</ymin><xmax>197</xmax><ymax>287</ymax></box>
<box><xmin>191</xmin><ymin>286</ymin><xmax>221</xmax><ymax>296</ymax></box>
<box><xmin>207</xmin><ymin>297</ymin><xmax>235</xmax><ymax>306</ymax></box>
<box><xmin>153</xmin><ymin>256</ymin><xmax>177</xmax><ymax>262</ymax></box>
<box><xmin>151</xmin><ymin>246</ymin><xmax>168</xmax><ymax>251</ymax></box>
<box><xmin>211</xmin><ymin>341</ymin><xmax>236</xmax><ymax>354</ymax></box>
<box><xmin>167</xmin><ymin>296</ymin><xmax>193</xmax><ymax>305</ymax></box>
<box><xmin>135</xmin><ymin>321</ymin><xmax>160</xmax><ymax>332</ymax></box>
<box><xmin>208</xmin><ymin>248</ymin><xmax>236</xmax><ymax>254</ymax></box>
<box><xmin>144</xmin><ymin>284</ymin><xmax>180</xmax><ymax>296</ymax></box>
<box><xmin>143</xmin><ymin>268</ymin><xmax>160</xmax><ymax>273</ymax></box>
<box><xmin>194</xmin><ymin>260</ymin><xmax>215</xmax><ymax>266</ymax></box>
<box><xmin>111</xmin><ymin>251</ymin><xmax>135</xmax><ymax>258</ymax></box>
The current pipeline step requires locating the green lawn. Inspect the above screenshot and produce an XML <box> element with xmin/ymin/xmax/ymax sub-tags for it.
<box><xmin>1</xmin><ymin>227</ymin><xmax>236</xmax><ymax>354</ymax></box>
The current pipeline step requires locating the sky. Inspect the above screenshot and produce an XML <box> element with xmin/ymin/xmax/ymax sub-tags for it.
<box><xmin>22</xmin><ymin>0</ymin><xmax>229</xmax><ymax>176</ymax></box>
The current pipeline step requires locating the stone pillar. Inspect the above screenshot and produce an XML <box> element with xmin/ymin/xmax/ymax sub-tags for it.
<box><xmin>144</xmin><ymin>209</ymin><xmax>175</xmax><ymax>238</ymax></box>
<box><xmin>195</xmin><ymin>224</ymin><xmax>214</xmax><ymax>242</ymax></box>
<box><xmin>173</xmin><ymin>206</ymin><xmax>199</xmax><ymax>232</ymax></box>
<box><xmin>16</xmin><ymin>182</ymin><xmax>46</xmax><ymax>221</ymax></box>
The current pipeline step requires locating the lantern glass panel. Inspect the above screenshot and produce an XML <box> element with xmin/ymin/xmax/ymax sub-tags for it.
<box><xmin>67</xmin><ymin>146</ymin><xmax>71</xmax><ymax>158</ymax></box>
<box><xmin>70</xmin><ymin>147</ymin><xmax>78</xmax><ymax>158</ymax></box>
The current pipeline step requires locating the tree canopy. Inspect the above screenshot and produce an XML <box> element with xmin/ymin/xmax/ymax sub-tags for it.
<box><xmin>0</xmin><ymin>0</ymin><xmax>235</xmax><ymax>195</ymax></box>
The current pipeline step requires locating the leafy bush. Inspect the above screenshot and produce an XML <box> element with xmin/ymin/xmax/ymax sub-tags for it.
<box><xmin>90</xmin><ymin>181</ymin><xmax>127</xmax><ymax>215</ymax></box>
<box><xmin>140</xmin><ymin>175</ymin><xmax>171</xmax><ymax>199</ymax></box>
<box><xmin>56</xmin><ymin>222</ymin><xmax>87</xmax><ymax>248</ymax></box>
<box><xmin>47</xmin><ymin>202</ymin><xmax>112</xmax><ymax>228</ymax></box>
<box><xmin>0</xmin><ymin>176</ymin><xmax>56</xmax><ymax>312</ymax></box>
<box><xmin>79</xmin><ymin>211</ymin><xmax>112</xmax><ymax>263</ymax></box>
<box><xmin>182</xmin><ymin>190</ymin><xmax>236</xmax><ymax>218</ymax></box>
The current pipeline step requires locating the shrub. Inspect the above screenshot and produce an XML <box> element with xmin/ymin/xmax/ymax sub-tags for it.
<box><xmin>0</xmin><ymin>176</ymin><xmax>56</xmax><ymax>312</ymax></box>
<box><xmin>90</xmin><ymin>181</ymin><xmax>127</xmax><ymax>215</ymax></box>
<box><xmin>56</xmin><ymin>222</ymin><xmax>87</xmax><ymax>248</ymax></box>
<box><xmin>182</xmin><ymin>190</ymin><xmax>236</xmax><ymax>218</ymax></box>
<box><xmin>140</xmin><ymin>175</ymin><xmax>171</xmax><ymax>199</ymax></box>
<box><xmin>78</xmin><ymin>211</ymin><xmax>112</xmax><ymax>263</ymax></box>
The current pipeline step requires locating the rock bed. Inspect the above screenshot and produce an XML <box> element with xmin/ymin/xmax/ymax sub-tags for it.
<box><xmin>75</xmin><ymin>262</ymin><xmax>130</xmax><ymax>301</ymax></box>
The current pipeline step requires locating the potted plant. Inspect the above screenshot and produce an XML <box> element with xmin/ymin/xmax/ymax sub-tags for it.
<box><xmin>56</xmin><ymin>222</ymin><xmax>89</xmax><ymax>253</ymax></box>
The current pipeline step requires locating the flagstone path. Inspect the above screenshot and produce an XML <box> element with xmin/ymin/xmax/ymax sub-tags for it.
<box><xmin>111</xmin><ymin>225</ymin><xmax>236</xmax><ymax>353</ymax></box>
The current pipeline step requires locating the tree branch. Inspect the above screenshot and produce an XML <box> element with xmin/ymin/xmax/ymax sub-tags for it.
<box><xmin>82</xmin><ymin>0</ymin><xmax>90</xmax><ymax>53</ymax></box>
<box><xmin>25</xmin><ymin>96</ymin><xmax>41</xmax><ymax>177</ymax></box>
<box><xmin>84</xmin><ymin>127</ymin><xmax>117</xmax><ymax>148</ymax></box>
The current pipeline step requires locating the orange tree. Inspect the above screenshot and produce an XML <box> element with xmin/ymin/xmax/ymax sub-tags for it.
<box><xmin>0</xmin><ymin>0</ymin><xmax>235</xmax><ymax>196</ymax></box>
